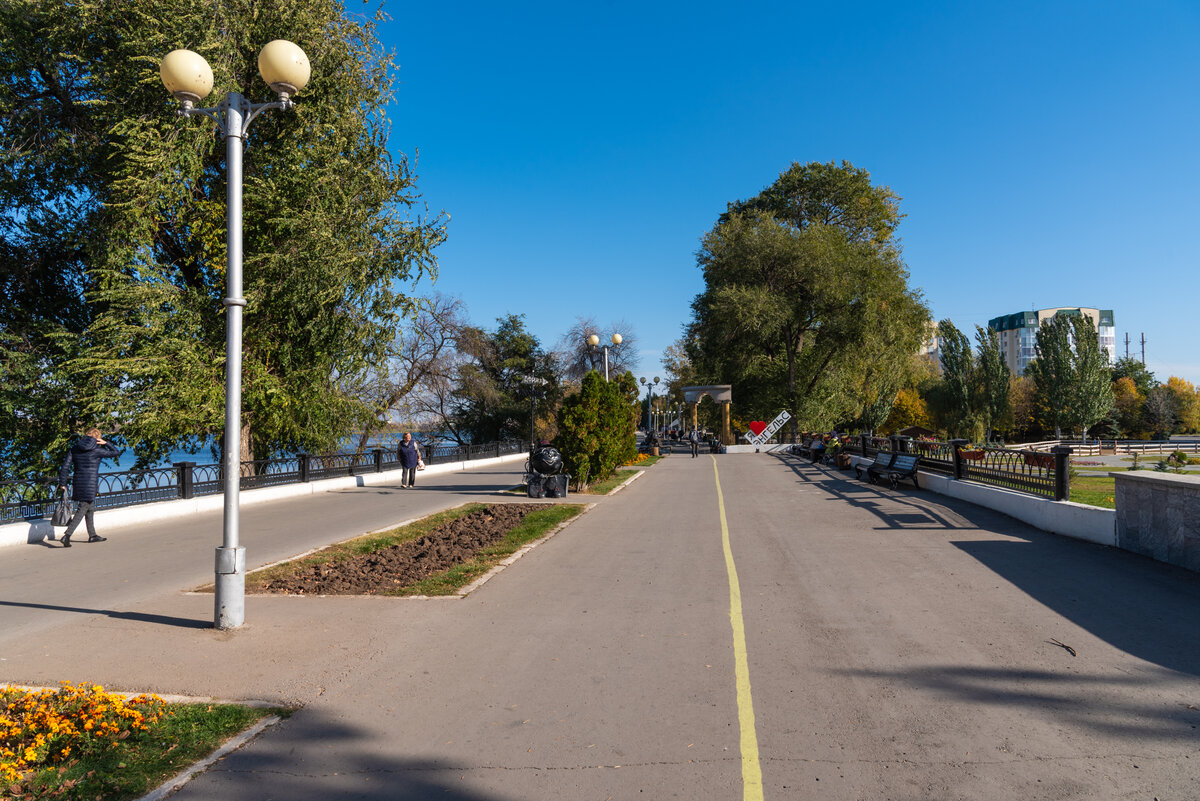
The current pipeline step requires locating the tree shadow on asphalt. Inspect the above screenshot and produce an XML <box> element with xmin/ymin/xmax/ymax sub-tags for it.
<box><xmin>770</xmin><ymin>453</ymin><xmax>1200</xmax><ymax>679</ymax></box>
<box><xmin>834</xmin><ymin>663</ymin><xmax>1200</xmax><ymax>742</ymax></box>
<box><xmin>179</xmin><ymin>709</ymin><xmax>555</xmax><ymax>800</ymax></box>
<box><xmin>774</xmin><ymin>453</ymin><xmax>975</xmax><ymax>530</ymax></box>
<box><xmin>0</xmin><ymin>600</ymin><xmax>210</xmax><ymax>629</ymax></box>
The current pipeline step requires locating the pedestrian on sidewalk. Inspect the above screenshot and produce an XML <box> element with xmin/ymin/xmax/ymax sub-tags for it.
<box><xmin>57</xmin><ymin>427</ymin><xmax>121</xmax><ymax>548</ymax></box>
<box><xmin>689</xmin><ymin>427</ymin><xmax>700</xmax><ymax>458</ymax></box>
<box><xmin>397</xmin><ymin>432</ymin><xmax>424</xmax><ymax>488</ymax></box>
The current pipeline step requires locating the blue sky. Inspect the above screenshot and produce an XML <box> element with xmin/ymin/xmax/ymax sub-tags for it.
<box><xmin>375</xmin><ymin>1</ymin><xmax>1200</xmax><ymax>385</ymax></box>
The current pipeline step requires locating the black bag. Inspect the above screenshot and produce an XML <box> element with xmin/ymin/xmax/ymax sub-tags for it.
<box><xmin>51</xmin><ymin>486</ymin><xmax>75</xmax><ymax>527</ymax></box>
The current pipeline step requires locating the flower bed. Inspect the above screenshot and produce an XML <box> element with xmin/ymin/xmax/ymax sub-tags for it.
<box><xmin>1</xmin><ymin>683</ymin><xmax>167</xmax><ymax>785</ymax></box>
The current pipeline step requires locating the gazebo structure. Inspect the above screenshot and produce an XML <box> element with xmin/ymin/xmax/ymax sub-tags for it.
<box><xmin>682</xmin><ymin>385</ymin><xmax>733</xmax><ymax>445</ymax></box>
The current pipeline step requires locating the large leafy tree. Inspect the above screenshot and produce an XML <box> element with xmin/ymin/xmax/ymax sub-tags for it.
<box><xmin>451</xmin><ymin>314</ymin><xmax>560</xmax><ymax>445</ymax></box>
<box><xmin>689</xmin><ymin>161</ymin><xmax>927</xmax><ymax>432</ymax></box>
<box><xmin>0</xmin><ymin>0</ymin><xmax>444</xmax><ymax>476</ymax></box>
<box><xmin>1070</xmin><ymin>316</ymin><xmax>1114</xmax><ymax>441</ymax></box>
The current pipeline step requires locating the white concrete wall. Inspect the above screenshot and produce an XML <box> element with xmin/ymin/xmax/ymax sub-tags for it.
<box><xmin>2</xmin><ymin>453</ymin><xmax>527</xmax><ymax>549</ymax></box>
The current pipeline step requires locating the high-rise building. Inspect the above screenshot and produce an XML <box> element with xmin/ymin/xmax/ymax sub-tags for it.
<box><xmin>987</xmin><ymin>307</ymin><xmax>1115</xmax><ymax>375</ymax></box>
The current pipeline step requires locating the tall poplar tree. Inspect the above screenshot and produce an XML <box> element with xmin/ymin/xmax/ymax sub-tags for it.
<box><xmin>0</xmin><ymin>0</ymin><xmax>444</xmax><ymax>475</ymax></box>
<box><xmin>974</xmin><ymin>325</ymin><xmax>1010</xmax><ymax>443</ymax></box>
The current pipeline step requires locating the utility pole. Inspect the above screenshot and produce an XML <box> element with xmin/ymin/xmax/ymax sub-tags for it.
<box><xmin>1124</xmin><ymin>332</ymin><xmax>1130</xmax><ymax>360</ymax></box>
<box><xmin>1140</xmin><ymin>333</ymin><xmax>1146</xmax><ymax>365</ymax></box>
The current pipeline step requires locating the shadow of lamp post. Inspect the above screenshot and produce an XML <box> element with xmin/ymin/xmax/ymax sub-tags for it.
<box><xmin>159</xmin><ymin>41</ymin><xmax>311</xmax><ymax>630</ymax></box>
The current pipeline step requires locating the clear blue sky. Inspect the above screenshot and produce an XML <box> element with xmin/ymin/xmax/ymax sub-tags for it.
<box><xmin>375</xmin><ymin>0</ymin><xmax>1200</xmax><ymax>385</ymax></box>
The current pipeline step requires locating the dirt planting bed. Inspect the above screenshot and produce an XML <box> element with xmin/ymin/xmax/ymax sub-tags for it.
<box><xmin>256</xmin><ymin>503</ymin><xmax>553</xmax><ymax>595</ymax></box>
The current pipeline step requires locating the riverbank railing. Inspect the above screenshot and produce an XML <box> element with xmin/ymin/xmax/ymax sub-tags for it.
<box><xmin>1</xmin><ymin>439</ymin><xmax>526</xmax><ymax>525</ymax></box>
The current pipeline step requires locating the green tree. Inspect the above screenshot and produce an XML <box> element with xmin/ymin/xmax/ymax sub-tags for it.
<box><xmin>1027</xmin><ymin>316</ymin><xmax>1075</xmax><ymax>439</ymax></box>
<box><xmin>689</xmin><ymin>161</ymin><xmax>927</xmax><ymax>432</ymax></box>
<box><xmin>974</xmin><ymin>325</ymin><xmax>1010</xmax><ymax>444</ymax></box>
<box><xmin>451</xmin><ymin>314</ymin><xmax>560</xmax><ymax>445</ymax></box>
<box><xmin>1070</xmin><ymin>316</ymin><xmax>1114</xmax><ymax>441</ymax></box>
<box><xmin>1111</xmin><ymin>356</ymin><xmax>1157</xmax><ymax>395</ymax></box>
<box><xmin>936</xmin><ymin>320</ymin><xmax>974</xmax><ymax>438</ymax></box>
<box><xmin>0</xmin><ymin>0</ymin><xmax>444</xmax><ymax>476</ymax></box>
<box><xmin>555</xmin><ymin>370</ymin><xmax>637</xmax><ymax>489</ymax></box>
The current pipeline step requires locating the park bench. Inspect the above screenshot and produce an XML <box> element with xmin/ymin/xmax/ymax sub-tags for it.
<box><xmin>792</xmin><ymin>438</ymin><xmax>814</xmax><ymax>457</ymax></box>
<box><xmin>885</xmin><ymin>453</ymin><xmax>920</xmax><ymax>490</ymax></box>
<box><xmin>855</xmin><ymin>451</ymin><xmax>896</xmax><ymax>483</ymax></box>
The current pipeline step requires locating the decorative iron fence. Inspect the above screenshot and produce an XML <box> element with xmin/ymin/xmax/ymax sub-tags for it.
<box><xmin>803</xmin><ymin>434</ymin><xmax>1072</xmax><ymax>501</ymax></box>
<box><xmin>1</xmin><ymin>439</ymin><xmax>526</xmax><ymax>525</ymax></box>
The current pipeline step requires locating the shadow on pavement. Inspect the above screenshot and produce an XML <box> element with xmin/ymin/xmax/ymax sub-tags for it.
<box><xmin>836</xmin><ymin>664</ymin><xmax>1200</xmax><ymax>741</ymax></box>
<box><xmin>771</xmin><ymin>453</ymin><xmax>1200</xmax><ymax>678</ymax></box>
<box><xmin>185</xmin><ymin>709</ymin><xmax>532</xmax><ymax>800</ymax></box>
<box><xmin>0</xmin><ymin>600</ymin><xmax>211</xmax><ymax>629</ymax></box>
<box><xmin>950</xmin><ymin>537</ymin><xmax>1200</xmax><ymax>678</ymax></box>
<box><xmin>774</xmin><ymin>453</ymin><xmax>973</xmax><ymax>530</ymax></box>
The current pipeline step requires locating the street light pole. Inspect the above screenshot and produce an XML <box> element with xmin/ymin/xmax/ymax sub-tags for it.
<box><xmin>586</xmin><ymin>332</ymin><xmax>622</xmax><ymax>381</ymax></box>
<box><xmin>161</xmin><ymin>42</ymin><xmax>311</xmax><ymax>630</ymax></box>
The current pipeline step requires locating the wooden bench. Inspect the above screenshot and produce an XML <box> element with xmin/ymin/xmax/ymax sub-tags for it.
<box><xmin>886</xmin><ymin>453</ymin><xmax>920</xmax><ymax>490</ymax></box>
<box><xmin>855</xmin><ymin>451</ymin><xmax>896</xmax><ymax>483</ymax></box>
<box><xmin>792</xmin><ymin>438</ymin><xmax>815</xmax><ymax>458</ymax></box>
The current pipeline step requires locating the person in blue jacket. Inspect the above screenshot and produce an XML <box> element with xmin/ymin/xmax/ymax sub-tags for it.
<box><xmin>57</xmin><ymin>427</ymin><xmax>121</xmax><ymax>547</ymax></box>
<box><xmin>396</xmin><ymin>432</ymin><xmax>424</xmax><ymax>488</ymax></box>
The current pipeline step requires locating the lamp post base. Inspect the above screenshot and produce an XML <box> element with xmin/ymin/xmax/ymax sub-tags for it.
<box><xmin>214</xmin><ymin>546</ymin><xmax>247</xmax><ymax>629</ymax></box>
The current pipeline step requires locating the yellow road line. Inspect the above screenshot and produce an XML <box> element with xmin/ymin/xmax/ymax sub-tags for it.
<box><xmin>713</xmin><ymin>456</ymin><xmax>765</xmax><ymax>801</ymax></box>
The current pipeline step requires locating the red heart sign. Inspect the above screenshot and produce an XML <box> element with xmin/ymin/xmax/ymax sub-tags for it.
<box><xmin>748</xmin><ymin>421</ymin><xmax>767</xmax><ymax>437</ymax></box>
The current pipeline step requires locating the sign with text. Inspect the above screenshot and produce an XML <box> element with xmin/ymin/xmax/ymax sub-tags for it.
<box><xmin>743</xmin><ymin>410</ymin><xmax>791</xmax><ymax>445</ymax></box>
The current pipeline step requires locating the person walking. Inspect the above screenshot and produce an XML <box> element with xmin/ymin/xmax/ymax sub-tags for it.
<box><xmin>689</xmin><ymin>427</ymin><xmax>700</xmax><ymax>458</ymax></box>
<box><xmin>57</xmin><ymin>427</ymin><xmax>121</xmax><ymax>547</ymax></box>
<box><xmin>397</xmin><ymin>432</ymin><xmax>424</xmax><ymax>488</ymax></box>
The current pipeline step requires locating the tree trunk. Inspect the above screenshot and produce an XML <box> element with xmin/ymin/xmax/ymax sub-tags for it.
<box><xmin>240</xmin><ymin>420</ymin><xmax>255</xmax><ymax>476</ymax></box>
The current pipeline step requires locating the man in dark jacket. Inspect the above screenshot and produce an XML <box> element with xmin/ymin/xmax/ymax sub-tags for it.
<box><xmin>57</xmin><ymin>427</ymin><xmax>121</xmax><ymax>547</ymax></box>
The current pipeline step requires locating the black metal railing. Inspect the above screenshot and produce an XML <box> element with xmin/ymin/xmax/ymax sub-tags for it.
<box><xmin>798</xmin><ymin>433</ymin><xmax>1072</xmax><ymax>502</ymax></box>
<box><xmin>1</xmin><ymin>439</ymin><xmax>526</xmax><ymax>525</ymax></box>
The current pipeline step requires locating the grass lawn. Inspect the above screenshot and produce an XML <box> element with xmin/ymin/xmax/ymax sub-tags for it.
<box><xmin>1070</xmin><ymin>474</ymin><xmax>1116</xmax><ymax>508</ymax></box>
<box><xmin>3</xmin><ymin>684</ymin><xmax>283</xmax><ymax>800</ymax></box>
<box><xmin>243</xmin><ymin>502</ymin><xmax>584</xmax><ymax>597</ymax></box>
<box><xmin>579</xmin><ymin>469</ymin><xmax>639</xmax><ymax>495</ymax></box>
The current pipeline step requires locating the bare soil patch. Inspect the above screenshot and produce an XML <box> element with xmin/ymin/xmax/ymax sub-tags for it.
<box><xmin>257</xmin><ymin>503</ymin><xmax>553</xmax><ymax>595</ymax></box>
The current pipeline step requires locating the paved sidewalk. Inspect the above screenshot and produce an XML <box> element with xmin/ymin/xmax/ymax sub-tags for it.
<box><xmin>2</xmin><ymin>452</ymin><xmax>1198</xmax><ymax>800</ymax></box>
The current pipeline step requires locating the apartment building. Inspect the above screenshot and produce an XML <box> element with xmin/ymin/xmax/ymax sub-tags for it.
<box><xmin>987</xmin><ymin>307</ymin><xmax>1116</xmax><ymax>374</ymax></box>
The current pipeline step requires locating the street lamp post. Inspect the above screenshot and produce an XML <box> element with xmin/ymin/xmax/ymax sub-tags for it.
<box><xmin>586</xmin><ymin>332</ymin><xmax>622</xmax><ymax>381</ymax></box>
<box><xmin>639</xmin><ymin>376</ymin><xmax>659</xmax><ymax>432</ymax></box>
<box><xmin>160</xmin><ymin>41</ymin><xmax>311</xmax><ymax>630</ymax></box>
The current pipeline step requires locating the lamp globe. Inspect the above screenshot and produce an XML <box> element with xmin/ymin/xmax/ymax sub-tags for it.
<box><xmin>258</xmin><ymin>40</ymin><xmax>310</xmax><ymax>96</ymax></box>
<box><xmin>160</xmin><ymin>49</ymin><xmax>213</xmax><ymax>103</ymax></box>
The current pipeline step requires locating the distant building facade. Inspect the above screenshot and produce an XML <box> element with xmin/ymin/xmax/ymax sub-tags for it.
<box><xmin>987</xmin><ymin>307</ymin><xmax>1115</xmax><ymax>375</ymax></box>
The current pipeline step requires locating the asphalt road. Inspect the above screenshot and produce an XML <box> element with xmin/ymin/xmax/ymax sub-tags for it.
<box><xmin>2</xmin><ymin>453</ymin><xmax>1198</xmax><ymax>800</ymax></box>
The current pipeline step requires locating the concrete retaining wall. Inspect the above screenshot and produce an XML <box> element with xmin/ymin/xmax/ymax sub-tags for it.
<box><xmin>1112</xmin><ymin>470</ymin><xmax>1200</xmax><ymax>571</ymax></box>
<box><xmin>1</xmin><ymin>453</ymin><xmax>526</xmax><ymax>549</ymax></box>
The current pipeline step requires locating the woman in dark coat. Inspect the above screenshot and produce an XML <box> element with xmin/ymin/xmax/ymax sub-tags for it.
<box><xmin>396</xmin><ymin>432</ymin><xmax>423</xmax><ymax>488</ymax></box>
<box><xmin>57</xmin><ymin>427</ymin><xmax>121</xmax><ymax>547</ymax></box>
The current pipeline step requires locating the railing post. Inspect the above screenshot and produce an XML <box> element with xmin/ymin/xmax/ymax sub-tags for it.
<box><xmin>1052</xmin><ymin>445</ymin><xmax>1072</xmax><ymax>501</ymax></box>
<box><xmin>298</xmin><ymin>453</ymin><xmax>309</xmax><ymax>483</ymax></box>
<box><xmin>174</xmin><ymin>461</ymin><xmax>195</xmax><ymax>499</ymax></box>
<box><xmin>949</xmin><ymin>439</ymin><xmax>968</xmax><ymax>480</ymax></box>
<box><xmin>373</xmin><ymin>448</ymin><xmax>383</xmax><ymax>472</ymax></box>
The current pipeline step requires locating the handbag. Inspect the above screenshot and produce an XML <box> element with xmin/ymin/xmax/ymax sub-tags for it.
<box><xmin>417</xmin><ymin>458</ymin><xmax>425</xmax><ymax>471</ymax></box>
<box><xmin>51</xmin><ymin>486</ymin><xmax>75</xmax><ymax>527</ymax></box>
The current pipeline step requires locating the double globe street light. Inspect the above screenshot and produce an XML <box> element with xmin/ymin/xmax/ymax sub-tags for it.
<box><xmin>586</xmin><ymin>333</ymin><xmax>622</xmax><ymax>382</ymax></box>
<box><xmin>160</xmin><ymin>41</ymin><xmax>311</xmax><ymax>630</ymax></box>
<box><xmin>640</xmin><ymin>376</ymin><xmax>659</xmax><ymax>433</ymax></box>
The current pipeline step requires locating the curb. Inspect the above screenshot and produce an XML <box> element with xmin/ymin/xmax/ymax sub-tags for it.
<box><xmin>135</xmin><ymin>714</ymin><xmax>283</xmax><ymax>801</ymax></box>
